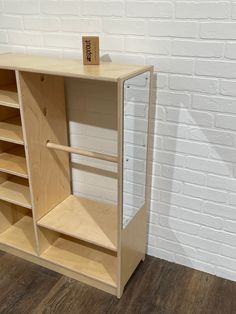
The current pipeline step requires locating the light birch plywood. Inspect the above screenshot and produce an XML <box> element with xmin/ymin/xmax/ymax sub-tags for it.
<box><xmin>0</xmin><ymin>54</ymin><xmax>153</xmax><ymax>298</ymax></box>
<box><xmin>0</xmin><ymin>177</ymin><xmax>31</xmax><ymax>209</ymax></box>
<box><xmin>18</xmin><ymin>72</ymin><xmax>71</xmax><ymax>220</ymax></box>
<box><xmin>0</xmin><ymin>215</ymin><xmax>36</xmax><ymax>255</ymax></box>
<box><xmin>0</xmin><ymin>242</ymin><xmax>117</xmax><ymax>295</ymax></box>
<box><xmin>0</xmin><ymin>146</ymin><xmax>27</xmax><ymax>178</ymax></box>
<box><xmin>120</xmin><ymin>205</ymin><xmax>147</xmax><ymax>289</ymax></box>
<box><xmin>0</xmin><ymin>116</ymin><xmax>24</xmax><ymax>145</ymax></box>
<box><xmin>0</xmin><ymin>53</ymin><xmax>152</xmax><ymax>82</ymax></box>
<box><xmin>41</xmin><ymin>236</ymin><xmax>117</xmax><ymax>288</ymax></box>
<box><xmin>0</xmin><ymin>201</ymin><xmax>29</xmax><ymax>233</ymax></box>
<box><xmin>38</xmin><ymin>195</ymin><xmax>117</xmax><ymax>252</ymax></box>
<box><xmin>0</xmin><ymin>88</ymin><xmax>19</xmax><ymax>108</ymax></box>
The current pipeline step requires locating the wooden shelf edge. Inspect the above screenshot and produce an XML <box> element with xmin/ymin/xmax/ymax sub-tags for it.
<box><xmin>0</xmin><ymin>101</ymin><xmax>20</xmax><ymax>109</ymax></box>
<box><xmin>0</xmin><ymin>137</ymin><xmax>24</xmax><ymax>145</ymax></box>
<box><xmin>0</xmin><ymin>195</ymin><xmax>32</xmax><ymax>209</ymax></box>
<box><xmin>0</xmin><ymin>167</ymin><xmax>28</xmax><ymax>179</ymax></box>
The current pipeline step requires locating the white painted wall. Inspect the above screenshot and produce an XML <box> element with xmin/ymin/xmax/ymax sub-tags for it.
<box><xmin>0</xmin><ymin>0</ymin><xmax>236</xmax><ymax>282</ymax></box>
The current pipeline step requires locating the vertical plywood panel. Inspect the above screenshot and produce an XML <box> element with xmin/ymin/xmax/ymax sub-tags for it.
<box><xmin>17</xmin><ymin>72</ymin><xmax>71</xmax><ymax>220</ymax></box>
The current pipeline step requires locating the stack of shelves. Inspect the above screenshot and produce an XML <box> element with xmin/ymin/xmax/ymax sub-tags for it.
<box><xmin>0</xmin><ymin>69</ymin><xmax>35</xmax><ymax>256</ymax></box>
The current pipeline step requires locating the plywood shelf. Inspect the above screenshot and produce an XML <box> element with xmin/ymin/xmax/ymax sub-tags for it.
<box><xmin>41</xmin><ymin>236</ymin><xmax>117</xmax><ymax>287</ymax></box>
<box><xmin>38</xmin><ymin>195</ymin><xmax>117</xmax><ymax>251</ymax></box>
<box><xmin>0</xmin><ymin>116</ymin><xmax>24</xmax><ymax>145</ymax></box>
<box><xmin>0</xmin><ymin>146</ymin><xmax>28</xmax><ymax>178</ymax></box>
<box><xmin>0</xmin><ymin>178</ymin><xmax>31</xmax><ymax>209</ymax></box>
<box><xmin>0</xmin><ymin>215</ymin><xmax>36</xmax><ymax>255</ymax></box>
<box><xmin>0</xmin><ymin>85</ymin><xmax>19</xmax><ymax>108</ymax></box>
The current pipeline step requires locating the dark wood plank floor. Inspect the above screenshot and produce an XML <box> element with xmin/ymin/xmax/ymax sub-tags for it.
<box><xmin>0</xmin><ymin>251</ymin><xmax>235</xmax><ymax>314</ymax></box>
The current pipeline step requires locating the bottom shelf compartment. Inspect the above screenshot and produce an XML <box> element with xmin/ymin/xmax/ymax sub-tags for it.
<box><xmin>39</xmin><ymin>227</ymin><xmax>117</xmax><ymax>288</ymax></box>
<box><xmin>0</xmin><ymin>200</ymin><xmax>36</xmax><ymax>255</ymax></box>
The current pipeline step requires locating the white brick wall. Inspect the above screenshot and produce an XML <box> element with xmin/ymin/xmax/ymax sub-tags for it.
<box><xmin>0</xmin><ymin>0</ymin><xmax>236</xmax><ymax>282</ymax></box>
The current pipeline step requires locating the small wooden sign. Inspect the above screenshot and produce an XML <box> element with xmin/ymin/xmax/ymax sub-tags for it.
<box><xmin>82</xmin><ymin>36</ymin><xmax>100</xmax><ymax>65</ymax></box>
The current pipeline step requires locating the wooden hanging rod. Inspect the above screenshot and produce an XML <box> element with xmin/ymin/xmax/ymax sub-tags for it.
<box><xmin>46</xmin><ymin>141</ymin><xmax>118</xmax><ymax>163</ymax></box>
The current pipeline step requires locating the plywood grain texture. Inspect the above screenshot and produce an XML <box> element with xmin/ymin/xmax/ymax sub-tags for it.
<box><xmin>18</xmin><ymin>72</ymin><xmax>71</xmax><ymax>220</ymax></box>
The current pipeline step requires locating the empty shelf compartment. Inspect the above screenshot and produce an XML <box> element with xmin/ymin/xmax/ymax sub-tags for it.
<box><xmin>0</xmin><ymin>87</ymin><xmax>19</xmax><ymax>109</ymax></box>
<box><xmin>0</xmin><ymin>144</ymin><xmax>27</xmax><ymax>178</ymax></box>
<box><xmin>38</xmin><ymin>195</ymin><xmax>117</xmax><ymax>251</ymax></box>
<box><xmin>0</xmin><ymin>70</ymin><xmax>19</xmax><ymax>108</ymax></box>
<box><xmin>0</xmin><ymin>174</ymin><xmax>31</xmax><ymax>208</ymax></box>
<box><xmin>40</xmin><ymin>230</ymin><xmax>117</xmax><ymax>287</ymax></box>
<box><xmin>0</xmin><ymin>216</ymin><xmax>36</xmax><ymax>255</ymax></box>
<box><xmin>0</xmin><ymin>115</ymin><xmax>24</xmax><ymax>145</ymax></box>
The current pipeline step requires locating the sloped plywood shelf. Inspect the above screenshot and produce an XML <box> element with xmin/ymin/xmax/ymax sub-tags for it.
<box><xmin>38</xmin><ymin>195</ymin><xmax>117</xmax><ymax>251</ymax></box>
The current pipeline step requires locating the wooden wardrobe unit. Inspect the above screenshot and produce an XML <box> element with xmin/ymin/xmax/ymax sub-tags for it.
<box><xmin>0</xmin><ymin>53</ymin><xmax>153</xmax><ymax>298</ymax></box>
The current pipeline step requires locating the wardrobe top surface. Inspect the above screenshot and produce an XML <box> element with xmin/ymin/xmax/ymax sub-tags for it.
<box><xmin>0</xmin><ymin>53</ymin><xmax>152</xmax><ymax>82</ymax></box>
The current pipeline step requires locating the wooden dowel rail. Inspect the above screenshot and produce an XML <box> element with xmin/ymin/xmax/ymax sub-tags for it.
<box><xmin>46</xmin><ymin>141</ymin><xmax>118</xmax><ymax>163</ymax></box>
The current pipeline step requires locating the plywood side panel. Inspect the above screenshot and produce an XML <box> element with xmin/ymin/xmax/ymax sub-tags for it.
<box><xmin>17</xmin><ymin>72</ymin><xmax>71</xmax><ymax>220</ymax></box>
<box><xmin>117</xmin><ymin>79</ymin><xmax>124</xmax><ymax>297</ymax></box>
<box><xmin>120</xmin><ymin>205</ymin><xmax>146</xmax><ymax>291</ymax></box>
